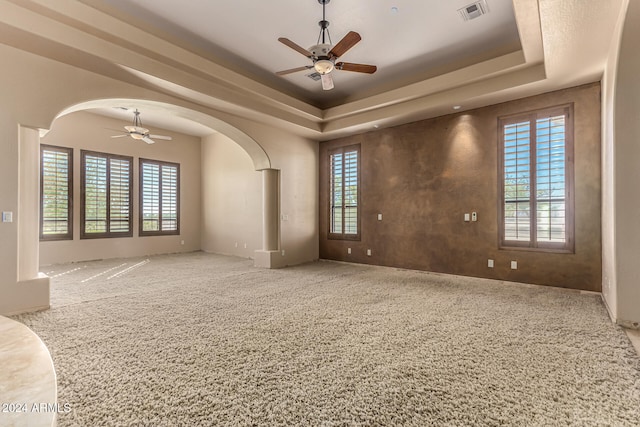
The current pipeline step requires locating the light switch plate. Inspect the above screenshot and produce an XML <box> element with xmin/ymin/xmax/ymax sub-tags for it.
<box><xmin>464</xmin><ymin>213</ymin><xmax>470</xmax><ymax>222</ymax></box>
<box><xmin>2</xmin><ymin>212</ymin><xmax>12</xmax><ymax>223</ymax></box>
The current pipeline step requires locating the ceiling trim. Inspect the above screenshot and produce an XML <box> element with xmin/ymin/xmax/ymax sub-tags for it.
<box><xmin>2</xmin><ymin>0</ymin><xmax>547</xmax><ymax>139</ymax></box>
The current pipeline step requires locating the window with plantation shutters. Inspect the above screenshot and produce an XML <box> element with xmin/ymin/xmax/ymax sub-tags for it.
<box><xmin>40</xmin><ymin>145</ymin><xmax>73</xmax><ymax>240</ymax></box>
<box><xmin>80</xmin><ymin>151</ymin><xmax>133</xmax><ymax>239</ymax></box>
<box><xmin>329</xmin><ymin>145</ymin><xmax>360</xmax><ymax>240</ymax></box>
<box><xmin>498</xmin><ymin>104</ymin><xmax>574</xmax><ymax>252</ymax></box>
<box><xmin>140</xmin><ymin>159</ymin><xmax>179</xmax><ymax>236</ymax></box>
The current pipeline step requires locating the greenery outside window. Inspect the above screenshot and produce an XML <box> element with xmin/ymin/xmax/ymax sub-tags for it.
<box><xmin>40</xmin><ymin>145</ymin><xmax>73</xmax><ymax>240</ymax></box>
<box><xmin>329</xmin><ymin>144</ymin><xmax>360</xmax><ymax>240</ymax></box>
<box><xmin>139</xmin><ymin>159</ymin><xmax>180</xmax><ymax>236</ymax></box>
<box><xmin>498</xmin><ymin>104</ymin><xmax>574</xmax><ymax>252</ymax></box>
<box><xmin>80</xmin><ymin>150</ymin><xmax>133</xmax><ymax>239</ymax></box>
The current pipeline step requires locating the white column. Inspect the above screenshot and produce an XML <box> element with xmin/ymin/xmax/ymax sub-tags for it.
<box><xmin>17</xmin><ymin>127</ymin><xmax>41</xmax><ymax>282</ymax></box>
<box><xmin>262</xmin><ymin>168</ymin><xmax>278</xmax><ymax>251</ymax></box>
<box><xmin>254</xmin><ymin>168</ymin><xmax>280</xmax><ymax>268</ymax></box>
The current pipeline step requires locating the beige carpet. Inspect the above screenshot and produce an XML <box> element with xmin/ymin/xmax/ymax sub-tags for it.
<box><xmin>13</xmin><ymin>252</ymin><xmax>640</xmax><ymax>426</ymax></box>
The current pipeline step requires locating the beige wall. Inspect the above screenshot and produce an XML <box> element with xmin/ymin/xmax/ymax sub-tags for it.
<box><xmin>39</xmin><ymin>111</ymin><xmax>202</xmax><ymax>265</ymax></box>
<box><xmin>0</xmin><ymin>44</ymin><xmax>319</xmax><ymax>315</ymax></box>
<box><xmin>601</xmin><ymin>0</ymin><xmax>629</xmax><ymax>320</ymax></box>
<box><xmin>201</xmin><ymin>133</ymin><xmax>262</xmax><ymax>257</ymax></box>
<box><xmin>611</xmin><ymin>0</ymin><xmax>640</xmax><ymax>328</ymax></box>
<box><xmin>201</xmin><ymin>129</ymin><xmax>320</xmax><ymax>267</ymax></box>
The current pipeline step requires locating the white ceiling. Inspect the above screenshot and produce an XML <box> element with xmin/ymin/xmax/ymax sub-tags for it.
<box><xmin>98</xmin><ymin>0</ymin><xmax>521</xmax><ymax>107</ymax></box>
<box><xmin>0</xmin><ymin>0</ymin><xmax>625</xmax><ymax>140</ymax></box>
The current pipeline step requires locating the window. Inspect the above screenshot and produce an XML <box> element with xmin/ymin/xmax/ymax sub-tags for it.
<box><xmin>498</xmin><ymin>104</ymin><xmax>574</xmax><ymax>252</ymax></box>
<box><xmin>80</xmin><ymin>151</ymin><xmax>133</xmax><ymax>239</ymax></box>
<box><xmin>139</xmin><ymin>159</ymin><xmax>180</xmax><ymax>236</ymax></box>
<box><xmin>329</xmin><ymin>145</ymin><xmax>360</xmax><ymax>240</ymax></box>
<box><xmin>40</xmin><ymin>145</ymin><xmax>73</xmax><ymax>240</ymax></box>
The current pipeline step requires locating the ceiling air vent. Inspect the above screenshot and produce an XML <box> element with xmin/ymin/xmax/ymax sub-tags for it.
<box><xmin>458</xmin><ymin>0</ymin><xmax>489</xmax><ymax>21</ymax></box>
<box><xmin>306</xmin><ymin>72</ymin><xmax>321</xmax><ymax>81</ymax></box>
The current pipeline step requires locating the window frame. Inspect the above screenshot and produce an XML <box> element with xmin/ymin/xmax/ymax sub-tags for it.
<box><xmin>139</xmin><ymin>158</ymin><xmax>181</xmax><ymax>237</ymax></box>
<box><xmin>328</xmin><ymin>144</ymin><xmax>361</xmax><ymax>241</ymax></box>
<box><xmin>80</xmin><ymin>150</ymin><xmax>133</xmax><ymax>239</ymax></box>
<box><xmin>497</xmin><ymin>103</ymin><xmax>575</xmax><ymax>253</ymax></box>
<box><xmin>40</xmin><ymin>144</ymin><xmax>73</xmax><ymax>241</ymax></box>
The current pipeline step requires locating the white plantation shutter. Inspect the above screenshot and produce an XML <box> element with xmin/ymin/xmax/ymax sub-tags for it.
<box><xmin>109</xmin><ymin>158</ymin><xmax>131</xmax><ymax>233</ymax></box>
<box><xmin>140</xmin><ymin>159</ymin><xmax>179</xmax><ymax>235</ymax></box>
<box><xmin>142</xmin><ymin>163</ymin><xmax>160</xmax><ymax>232</ymax></box>
<box><xmin>499</xmin><ymin>105</ymin><xmax>574</xmax><ymax>252</ymax></box>
<box><xmin>330</xmin><ymin>151</ymin><xmax>343</xmax><ymax>234</ymax></box>
<box><xmin>84</xmin><ymin>154</ymin><xmax>108</xmax><ymax>233</ymax></box>
<box><xmin>535</xmin><ymin>115</ymin><xmax>567</xmax><ymax>243</ymax></box>
<box><xmin>329</xmin><ymin>145</ymin><xmax>360</xmax><ymax>240</ymax></box>
<box><xmin>40</xmin><ymin>145</ymin><xmax>72</xmax><ymax>240</ymax></box>
<box><xmin>81</xmin><ymin>151</ymin><xmax>133</xmax><ymax>238</ymax></box>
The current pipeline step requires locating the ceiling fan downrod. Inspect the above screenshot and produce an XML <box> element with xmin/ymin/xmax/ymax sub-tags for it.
<box><xmin>317</xmin><ymin>0</ymin><xmax>332</xmax><ymax>46</ymax></box>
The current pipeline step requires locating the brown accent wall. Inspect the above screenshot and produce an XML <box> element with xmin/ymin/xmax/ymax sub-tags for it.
<box><xmin>319</xmin><ymin>83</ymin><xmax>602</xmax><ymax>291</ymax></box>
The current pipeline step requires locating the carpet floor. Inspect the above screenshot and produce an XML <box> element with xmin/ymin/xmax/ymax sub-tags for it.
<box><xmin>12</xmin><ymin>252</ymin><xmax>640</xmax><ymax>426</ymax></box>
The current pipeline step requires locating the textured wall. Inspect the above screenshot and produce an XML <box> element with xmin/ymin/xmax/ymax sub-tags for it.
<box><xmin>320</xmin><ymin>83</ymin><xmax>602</xmax><ymax>291</ymax></box>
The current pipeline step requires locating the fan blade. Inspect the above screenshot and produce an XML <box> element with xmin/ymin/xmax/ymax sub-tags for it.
<box><xmin>321</xmin><ymin>73</ymin><xmax>334</xmax><ymax>91</ymax></box>
<box><xmin>336</xmin><ymin>62</ymin><xmax>377</xmax><ymax>74</ymax></box>
<box><xmin>142</xmin><ymin>136</ymin><xmax>155</xmax><ymax>144</ymax></box>
<box><xmin>111</xmin><ymin>134</ymin><xmax>129</xmax><ymax>138</ymax></box>
<box><xmin>149</xmin><ymin>135</ymin><xmax>172</xmax><ymax>141</ymax></box>
<box><xmin>276</xmin><ymin>66</ymin><xmax>313</xmax><ymax>76</ymax></box>
<box><xmin>278</xmin><ymin>38</ymin><xmax>313</xmax><ymax>58</ymax></box>
<box><xmin>328</xmin><ymin>31</ymin><xmax>361</xmax><ymax>59</ymax></box>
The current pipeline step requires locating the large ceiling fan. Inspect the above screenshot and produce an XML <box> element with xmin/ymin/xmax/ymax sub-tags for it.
<box><xmin>276</xmin><ymin>0</ymin><xmax>377</xmax><ymax>91</ymax></box>
<box><xmin>111</xmin><ymin>109</ymin><xmax>172</xmax><ymax>144</ymax></box>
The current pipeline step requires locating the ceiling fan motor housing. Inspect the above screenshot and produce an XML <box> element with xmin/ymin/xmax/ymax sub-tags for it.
<box><xmin>309</xmin><ymin>44</ymin><xmax>332</xmax><ymax>60</ymax></box>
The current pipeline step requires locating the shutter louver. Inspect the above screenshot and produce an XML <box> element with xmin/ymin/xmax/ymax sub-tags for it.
<box><xmin>140</xmin><ymin>159</ymin><xmax>179</xmax><ymax>235</ymax></box>
<box><xmin>41</xmin><ymin>146</ymin><xmax>72</xmax><ymax>240</ymax></box>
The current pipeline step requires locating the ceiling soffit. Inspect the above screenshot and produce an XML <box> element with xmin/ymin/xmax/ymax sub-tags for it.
<box><xmin>1</xmin><ymin>0</ymin><xmax>545</xmax><ymax>139</ymax></box>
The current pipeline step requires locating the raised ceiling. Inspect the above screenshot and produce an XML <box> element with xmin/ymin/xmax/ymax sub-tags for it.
<box><xmin>97</xmin><ymin>0</ymin><xmax>522</xmax><ymax>107</ymax></box>
<box><xmin>0</xmin><ymin>0</ymin><xmax>625</xmax><ymax>140</ymax></box>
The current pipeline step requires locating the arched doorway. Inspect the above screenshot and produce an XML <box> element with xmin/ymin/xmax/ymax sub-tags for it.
<box><xmin>27</xmin><ymin>99</ymin><xmax>282</xmax><ymax>281</ymax></box>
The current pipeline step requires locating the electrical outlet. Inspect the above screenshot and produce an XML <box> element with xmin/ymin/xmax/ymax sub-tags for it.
<box><xmin>367</xmin><ymin>249</ymin><xmax>372</xmax><ymax>256</ymax></box>
<box><xmin>347</xmin><ymin>248</ymin><xmax>351</xmax><ymax>254</ymax></box>
<box><xmin>180</xmin><ymin>240</ymin><xmax>185</xmax><ymax>245</ymax></box>
<box><xmin>511</xmin><ymin>261</ymin><xmax>518</xmax><ymax>270</ymax></box>
<box><xmin>281</xmin><ymin>250</ymin><xmax>285</xmax><ymax>256</ymax></box>
<box><xmin>377</xmin><ymin>213</ymin><xmax>383</xmax><ymax>221</ymax></box>
<box><xmin>472</xmin><ymin>212</ymin><xmax>477</xmax><ymax>222</ymax></box>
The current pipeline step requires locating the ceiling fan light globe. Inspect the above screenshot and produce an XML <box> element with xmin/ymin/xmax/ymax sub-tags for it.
<box><xmin>130</xmin><ymin>133</ymin><xmax>144</xmax><ymax>140</ymax></box>
<box><xmin>314</xmin><ymin>59</ymin><xmax>334</xmax><ymax>74</ymax></box>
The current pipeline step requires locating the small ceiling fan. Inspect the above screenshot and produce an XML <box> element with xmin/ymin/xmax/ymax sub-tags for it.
<box><xmin>111</xmin><ymin>109</ymin><xmax>172</xmax><ymax>144</ymax></box>
<box><xmin>276</xmin><ymin>0</ymin><xmax>377</xmax><ymax>91</ymax></box>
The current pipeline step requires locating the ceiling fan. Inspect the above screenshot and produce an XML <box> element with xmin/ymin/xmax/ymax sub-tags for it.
<box><xmin>276</xmin><ymin>0</ymin><xmax>377</xmax><ymax>91</ymax></box>
<box><xmin>111</xmin><ymin>109</ymin><xmax>172</xmax><ymax>144</ymax></box>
